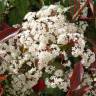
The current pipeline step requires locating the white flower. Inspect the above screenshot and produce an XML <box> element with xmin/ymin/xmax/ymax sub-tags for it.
<box><xmin>0</xmin><ymin>60</ymin><xmax>8</xmax><ymax>74</ymax></box>
<box><xmin>63</xmin><ymin>60</ymin><xmax>71</xmax><ymax>67</ymax></box>
<box><xmin>0</xmin><ymin>4</ymin><xmax>95</xmax><ymax>95</ymax></box>
<box><xmin>38</xmin><ymin>42</ymin><xmax>46</xmax><ymax>50</ymax></box>
<box><xmin>38</xmin><ymin>51</ymin><xmax>53</xmax><ymax>64</ymax></box>
<box><xmin>36</xmin><ymin>5</ymin><xmax>58</xmax><ymax>18</ymax></box>
<box><xmin>50</xmin><ymin>44</ymin><xmax>60</xmax><ymax>57</ymax></box>
<box><xmin>72</xmin><ymin>44</ymin><xmax>84</xmax><ymax>57</ymax></box>
<box><xmin>24</xmin><ymin>12</ymin><xmax>33</xmax><ymax>19</ymax></box>
<box><xmin>58</xmin><ymin>27</ymin><xmax>67</xmax><ymax>35</ymax></box>
<box><xmin>28</xmin><ymin>68</ymin><xmax>36</xmax><ymax>74</ymax></box>
<box><xmin>67</xmin><ymin>23</ymin><xmax>77</xmax><ymax>33</ymax></box>
<box><xmin>22</xmin><ymin>22</ymin><xmax>29</xmax><ymax>29</ymax></box>
<box><xmin>54</xmin><ymin>69</ymin><xmax>63</xmax><ymax>77</ymax></box>
<box><xmin>45</xmin><ymin>78</ymin><xmax>51</xmax><ymax>88</ymax></box>
<box><xmin>81</xmin><ymin>49</ymin><xmax>95</xmax><ymax>67</ymax></box>
<box><xmin>26</xmin><ymin>80</ymin><xmax>35</xmax><ymax>89</ymax></box>
<box><xmin>62</xmin><ymin>51</ymin><xmax>68</xmax><ymax>60</ymax></box>
<box><xmin>50</xmin><ymin>82</ymin><xmax>57</xmax><ymax>88</ymax></box>
<box><xmin>45</xmin><ymin>66</ymin><xmax>55</xmax><ymax>74</ymax></box>
<box><xmin>24</xmin><ymin>12</ymin><xmax>36</xmax><ymax>21</ymax></box>
<box><xmin>57</xmin><ymin>81</ymin><xmax>68</xmax><ymax>91</ymax></box>
<box><xmin>54</xmin><ymin>77</ymin><xmax>63</xmax><ymax>84</ymax></box>
<box><xmin>23</xmin><ymin>54</ymin><xmax>31</xmax><ymax>61</ymax></box>
<box><xmin>18</xmin><ymin>74</ymin><xmax>26</xmax><ymax>82</ymax></box>
<box><xmin>39</xmin><ymin>35</ymin><xmax>49</xmax><ymax>44</ymax></box>
<box><xmin>57</xmin><ymin>33</ymin><xmax>69</xmax><ymax>45</ymax></box>
<box><xmin>45</xmin><ymin>75</ymin><xmax>68</xmax><ymax>90</ymax></box>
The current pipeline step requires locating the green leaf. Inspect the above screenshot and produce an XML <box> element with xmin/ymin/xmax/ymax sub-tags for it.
<box><xmin>0</xmin><ymin>1</ymin><xmax>5</xmax><ymax>23</ymax></box>
<box><xmin>29</xmin><ymin>0</ymin><xmax>42</xmax><ymax>11</ymax></box>
<box><xmin>61</xmin><ymin>0</ymin><xmax>69</xmax><ymax>7</ymax></box>
<box><xmin>93</xmin><ymin>0</ymin><xmax>96</xmax><ymax>5</ymax></box>
<box><xmin>8</xmin><ymin>0</ymin><xmax>30</xmax><ymax>25</ymax></box>
<box><xmin>41</xmin><ymin>87</ymin><xmax>66</xmax><ymax>96</ymax></box>
<box><xmin>44</xmin><ymin>0</ymin><xmax>51</xmax><ymax>5</ymax></box>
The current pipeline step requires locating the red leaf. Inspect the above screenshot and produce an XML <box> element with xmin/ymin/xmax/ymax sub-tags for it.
<box><xmin>70</xmin><ymin>62</ymin><xmax>84</xmax><ymax>90</ymax></box>
<box><xmin>59</xmin><ymin>53</ymin><xmax>65</xmax><ymax>64</ymax></box>
<box><xmin>66</xmin><ymin>90</ymin><xmax>74</xmax><ymax>96</ymax></box>
<box><xmin>0</xmin><ymin>23</ymin><xmax>10</xmax><ymax>31</ymax></box>
<box><xmin>87</xmin><ymin>0</ymin><xmax>94</xmax><ymax>14</ymax></box>
<box><xmin>0</xmin><ymin>84</ymin><xmax>4</xmax><ymax>96</ymax></box>
<box><xmin>74</xmin><ymin>85</ymin><xmax>89</xmax><ymax>96</ymax></box>
<box><xmin>0</xmin><ymin>23</ymin><xmax>20</xmax><ymax>41</ymax></box>
<box><xmin>67</xmin><ymin>85</ymin><xmax>89</xmax><ymax>96</ymax></box>
<box><xmin>68</xmin><ymin>39</ymin><xmax>75</xmax><ymax>47</ymax></box>
<box><xmin>32</xmin><ymin>79</ymin><xmax>46</xmax><ymax>93</ymax></box>
<box><xmin>0</xmin><ymin>74</ymin><xmax>7</xmax><ymax>96</ymax></box>
<box><xmin>0</xmin><ymin>28</ymin><xmax>19</xmax><ymax>41</ymax></box>
<box><xmin>0</xmin><ymin>75</ymin><xmax>7</xmax><ymax>81</ymax></box>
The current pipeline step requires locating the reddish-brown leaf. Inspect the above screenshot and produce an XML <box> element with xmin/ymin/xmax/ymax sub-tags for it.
<box><xmin>70</xmin><ymin>62</ymin><xmax>84</xmax><ymax>90</ymax></box>
<box><xmin>66</xmin><ymin>90</ymin><xmax>74</xmax><ymax>96</ymax></box>
<box><xmin>0</xmin><ymin>75</ymin><xmax>7</xmax><ymax>81</ymax></box>
<box><xmin>0</xmin><ymin>75</ymin><xmax>7</xmax><ymax>95</ymax></box>
<box><xmin>0</xmin><ymin>23</ymin><xmax>10</xmax><ymax>31</ymax></box>
<box><xmin>87</xmin><ymin>0</ymin><xmax>94</xmax><ymax>14</ymax></box>
<box><xmin>67</xmin><ymin>39</ymin><xmax>75</xmax><ymax>47</ymax></box>
<box><xmin>0</xmin><ymin>23</ymin><xmax>20</xmax><ymax>41</ymax></box>
<box><xmin>0</xmin><ymin>84</ymin><xmax>3</xmax><ymax>96</ymax></box>
<box><xmin>74</xmin><ymin>85</ymin><xmax>89</xmax><ymax>96</ymax></box>
<box><xmin>67</xmin><ymin>85</ymin><xmax>89</xmax><ymax>96</ymax></box>
<box><xmin>0</xmin><ymin>28</ymin><xmax>19</xmax><ymax>41</ymax></box>
<box><xmin>32</xmin><ymin>79</ymin><xmax>46</xmax><ymax>93</ymax></box>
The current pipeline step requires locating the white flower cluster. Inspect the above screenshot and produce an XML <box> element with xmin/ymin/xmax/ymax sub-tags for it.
<box><xmin>45</xmin><ymin>67</ymin><xmax>70</xmax><ymax>92</ymax></box>
<box><xmin>0</xmin><ymin>5</ymin><xmax>95</xmax><ymax>96</ymax></box>
<box><xmin>81</xmin><ymin>49</ymin><xmax>96</xmax><ymax>68</ymax></box>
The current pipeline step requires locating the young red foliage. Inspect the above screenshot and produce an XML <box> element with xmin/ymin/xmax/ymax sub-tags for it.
<box><xmin>0</xmin><ymin>23</ymin><xmax>10</xmax><ymax>31</ymax></box>
<box><xmin>0</xmin><ymin>23</ymin><xmax>20</xmax><ymax>41</ymax></box>
<box><xmin>0</xmin><ymin>75</ymin><xmax>7</xmax><ymax>96</ymax></box>
<box><xmin>67</xmin><ymin>85</ymin><xmax>89</xmax><ymax>96</ymax></box>
<box><xmin>70</xmin><ymin>62</ymin><xmax>84</xmax><ymax>90</ymax></box>
<box><xmin>0</xmin><ymin>75</ymin><xmax>7</xmax><ymax>81</ymax></box>
<box><xmin>74</xmin><ymin>85</ymin><xmax>89</xmax><ymax>96</ymax></box>
<box><xmin>32</xmin><ymin>79</ymin><xmax>46</xmax><ymax>93</ymax></box>
<box><xmin>0</xmin><ymin>28</ymin><xmax>19</xmax><ymax>41</ymax></box>
<box><xmin>0</xmin><ymin>84</ymin><xmax>3</xmax><ymax>96</ymax></box>
<box><xmin>67</xmin><ymin>62</ymin><xmax>85</xmax><ymax>96</ymax></box>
